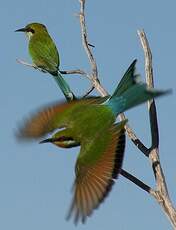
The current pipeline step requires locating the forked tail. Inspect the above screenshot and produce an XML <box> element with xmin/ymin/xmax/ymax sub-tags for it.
<box><xmin>105</xmin><ymin>60</ymin><xmax>171</xmax><ymax>115</ymax></box>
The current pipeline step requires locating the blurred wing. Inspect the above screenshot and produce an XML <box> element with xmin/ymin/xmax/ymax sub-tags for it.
<box><xmin>17</xmin><ymin>97</ymin><xmax>106</xmax><ymax>140</ymax></box>
<box><xmin>67</xmin><ymin>121</ymin><xmax>126</xmax><ymax>224</ymax></box>
<box><xmin>17</xmin><ymin>101</ymin><xmax>75</xmax><ymax>139</ymax></box>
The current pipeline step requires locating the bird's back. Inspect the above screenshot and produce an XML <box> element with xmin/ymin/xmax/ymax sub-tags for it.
<box><xmin>64</xmin><ymin>102</ymin><xmax>115</xmax><ymax>141</ymax></box>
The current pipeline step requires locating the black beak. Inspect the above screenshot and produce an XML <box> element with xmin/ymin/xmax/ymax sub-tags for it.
<box><xmin>39</xmin><ymin>138</ymin><xmax>53</xmax><ymax>144</ymax></box>
<box><xmin>15</xmin><ymin>27</ymin><xmax>26</xmax><ymax>32</ymax></box>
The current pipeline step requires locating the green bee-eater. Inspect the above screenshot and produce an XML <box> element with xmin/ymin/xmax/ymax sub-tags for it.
<box><xmin>17</xmin><ymin>60</ymin><xmax>169</xmax><ymax>224</ymax></box>
<box><xmin>15</xmin><ymin>22</ymin><xmax>75</xmax><ymax>101</ymax></box>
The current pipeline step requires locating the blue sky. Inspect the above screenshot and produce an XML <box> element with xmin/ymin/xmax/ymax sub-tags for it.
<box><xmin>1</xmin><ymin>0</ymin><xmax>176</xmax><ymax>229</ymax></box>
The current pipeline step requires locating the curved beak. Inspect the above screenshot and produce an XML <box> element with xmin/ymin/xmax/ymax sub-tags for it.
<box><xmin>15</xmin><ymin>27</ymin><xmax>26</xmax><ymax>32</ymax></box>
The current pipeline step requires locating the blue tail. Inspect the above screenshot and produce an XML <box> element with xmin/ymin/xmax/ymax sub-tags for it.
<box><xmin>52</xmin><ymin>71</ymin><xmax>76</xmax><ymax>101</ymax></box>
<box><xmin>105</xmin><ymin>60</ymin><xmax>170</xmax><ymax>115</ymax></box>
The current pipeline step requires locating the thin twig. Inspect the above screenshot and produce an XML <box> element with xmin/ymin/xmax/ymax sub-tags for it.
<box><xmin>16</xmin><ymin>59</ymin><xmax>47</xmax><ymax>73</ymax></box>
<box><xmin>79</xmin><ymin>0</ymin><xmax>98</xmax><ymax>80</ymax></box>
<box><xmin>79</xmin><ymin>0</ymin><xmax>108</xmax><ymax>96</ymax></box>
<box><xmin>60</xmin><ymin>69</ymin><xmax>86</xmax><ymax>76</ymax></box>
<box><xmin>60</xmin><ymin>69</ymin><xmax>91</xmax><ymax>80</ymax></box>
<box><xmin>82</xmin><ymin>86</ymin><xmax>95</xmax><ymax>97</ymax></box>
<box><xmin>118</xmin><ymin>113</ymin><xmax>149</xmax><ymax>156</ymax></box>
<box><xmin>17</xmin><ymin>59</ymin><xmax>90</xmax><ymax>79</ymax></box>
<box><xmin>138</xmin><ymin>29</ymin><xmax>176</xmax><ymax>229</ymax></box>
<box><xmin>121</xmin><ymin>169</ymin><xmax>154</xmax><ymax>194</ymax></box>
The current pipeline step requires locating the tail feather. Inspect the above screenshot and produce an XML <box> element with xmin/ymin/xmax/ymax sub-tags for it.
<box><xmin>105</xmin><ymin>60</ymin><xmax>171</xmax><ymax>115</ymax></box>
<box><xmin>113</xmin><ymin>84</ymin><xmax>170</xmax><ymax>114</ymax></box>
<box><xmin>110</xmin><ymin>59</ymin><xmax>139</xmax><ymax>98</ymax></box>
<box><xmin>52</xmin><ymin>71</ymin><xmax>76</xmax><ymax>101</ymax></box>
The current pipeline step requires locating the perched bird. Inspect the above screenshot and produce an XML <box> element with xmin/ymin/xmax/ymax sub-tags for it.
<box><xmin>17</xmin><ymin>60</ymin><xmax>169</xmax><ymax>224</ymax></box>
<box><xmin>15</xmin><ymin>22</ymin><xmax>75</xmax><ymax>101</ymax></box>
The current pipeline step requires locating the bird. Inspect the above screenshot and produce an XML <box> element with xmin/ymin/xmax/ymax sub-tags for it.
<box><xmin>17</xmin><ymin>60</ymin><xmax>170</xmax><ymax>224</ymax></box>
<box><xmin>15</xmin><ymin>22</ymin><xmax>75</xmax><ymax>101</ymax></box>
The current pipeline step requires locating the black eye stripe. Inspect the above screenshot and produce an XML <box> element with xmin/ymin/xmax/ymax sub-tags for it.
<box><xmin>57</xmin><ymin>136</ymin><xmax>74</xmax><ymax>142</ymax></box>
<box><xmin>26</xmin><ymin>28</ymin><xmax>35</xmax><ymax>33</ymax></box>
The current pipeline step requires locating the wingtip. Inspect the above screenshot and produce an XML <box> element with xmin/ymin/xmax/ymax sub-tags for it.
<box><xmin>14</xmin><ymin>126</ymin><xmax>28</xmax><ymax>142</ymax></box>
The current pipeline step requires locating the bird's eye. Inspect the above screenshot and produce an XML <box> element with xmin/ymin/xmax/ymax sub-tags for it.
<box><xmin>57</xmin><ymin>136</ymin><xmax>74</xmax><ymax>142</ymax></box>
<box><xmin>26</xmin><ymin>28</ymin><xmax>35</xmax><ymax>34</ymax></box>
<box><xmin>30</xmin><ymin>28</ymin><xmax>35</xmax><ymax>33</ymax></box>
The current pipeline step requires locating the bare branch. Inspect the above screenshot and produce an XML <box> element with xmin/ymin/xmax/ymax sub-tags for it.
<box><xmin>137</xmin><ymin>30</ymin><xmax>159</xmax><ymax>148</ymax></box>
<box><xmin>138</xmin><ymin>29</ymin><xmax>176</xmax><ymax>228</ymax></box>
<box><xmin>82</xmin><ymin>86</ymin><xmax>95</xmax><ymax>98</ymax></box>
<box><xmin>78</xmin><ymin>0</ymin><xmax>108</xmax><ymax>96</ymax></box>
<box><xmin>16</xmin><ymin>59</ymin><xmax>47</xmax><ymax>73</ymax></box>
<box><xmin>121</xmin><ymin>169</ymin><xmax>153</xmax><ymax>194</ymax></box>
<box><xmin>17</xmin><ymin>59</ymin><xmax>90</xmax><ymax>78</ymax></box>
<box><xmin>60</xmin><ymin>69</ymin><xmax>86</xmax><ymax>76</ymax></box>
<box><xmin>118</xmin><ymin>113</ymin><xmax>149</xmax><ymax>156</ymax></box>
<box><xmin>79</xmin><ymin>0</ymin><xmax>98</xmax><ymax>80</ymax></box>
<box><xmin>60</xmin><ymin>69</ymin><xmax>91</xmax><ymax>80</ymax></box>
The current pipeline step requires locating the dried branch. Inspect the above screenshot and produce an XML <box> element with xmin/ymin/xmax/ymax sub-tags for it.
<box><xmin>17</xmin><ymin>58</ymin><xmax>91</xmax><ymax>79</ymax></box>
<box><xmin>79</xmin><ymin>0</ymin><xmax>98</xmax><ymax>80</ymax></box>
<box><xmin>78</xmin><ymin>0</ymin><xmax>108</xmax><ymax>97</ymax></box>
<box><xmin>138</xmin><ymin>30</ymin><xmax>176</xmax><ymax>228</ymax></box>
<box><xmin>59</xmin><ymin>69</ymin><xmax>86</xmax><ymax>75</ymax></box>
<box><xmin>137</xmin><ymin>31</ymin><xmax>159</xmax><ymax>149</ymax></box>
<box><xmin>121</xmin><ymin>169</ymin><xmax>154</xmax><ymax>194</ymax></box>
<box><xmin>16</xmin><ymin>59</ymin><xmax>47</xmax><ymax>73</ymax></box>
<box><xmin>60</xmin><ymin>69</ymin><xmax>86</xmax><ymax>76</ymax></box>
<box><xmin>82</xmin><ymin>85</ymin><xmax>95</xmax><ymax>97</ymax></box>
<box><xmin>118</xmin><ymin>113</ymin><xmax>149</xmax><ymax>156</ymax></box>
<box><xmin>60</xmin><ymin>69</ymin><xmax>92</xmax><ymax>81</ymax></box>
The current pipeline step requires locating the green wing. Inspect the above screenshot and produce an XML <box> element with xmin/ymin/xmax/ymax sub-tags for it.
<box><xmin>17</xmin><ymin>97</ymin><xmax>107</xmax><ymax>140</ymax></box>
<box><xmin>66</xmin><ymin>121</ymin><xmax>126</xmax><ymax>224</ymax></box>
<box><xmin>29</xmin><ymin>34</ymin><xmax>59</xmax><ymax>74</ymax></box>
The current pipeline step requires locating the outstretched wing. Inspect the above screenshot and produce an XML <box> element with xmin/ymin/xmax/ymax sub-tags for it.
<box><xmin>67</xmin><ymin>121</ymin><xmax>126</xmax><ymax>224</ymax></box>
<box><xmin>17</xmin><ymin>101</ymin><xmax>76</xmax><ymax>139</ymax></box>
<box><xmin>17</xmin><ymin>97</ymin><xmax>107</xmax><ymax>140</ymax></box>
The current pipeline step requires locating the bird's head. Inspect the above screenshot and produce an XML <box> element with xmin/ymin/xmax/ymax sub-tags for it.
<box><xmin>39</xmin><ymin>133</ymin><xmax>80</xmax><ymax>149</ymax></box>
<box><xmin>15</xmin><ymin>22</ymin><xmax>48</xmax><ymax>40</ymax></box>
